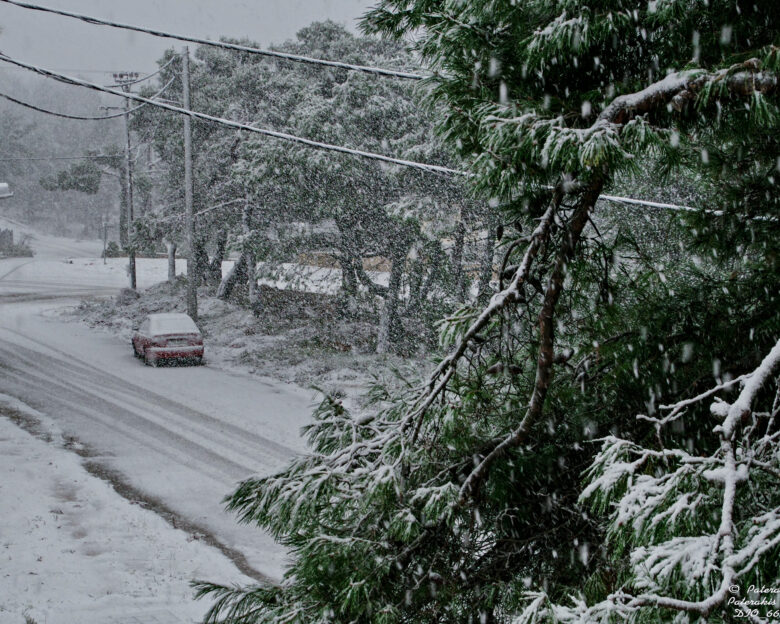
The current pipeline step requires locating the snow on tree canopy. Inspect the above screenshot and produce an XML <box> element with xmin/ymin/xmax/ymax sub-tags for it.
<box><xmin>188</xmin><ymin>2</ymin><xmax>780</xmax><ymax>623</ymax></box>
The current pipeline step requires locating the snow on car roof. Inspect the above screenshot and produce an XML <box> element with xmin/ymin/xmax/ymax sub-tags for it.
<box><xmin>146</xmin><ymin>313</ymin><xmax>199</xmax><ymax>335</ymax></box>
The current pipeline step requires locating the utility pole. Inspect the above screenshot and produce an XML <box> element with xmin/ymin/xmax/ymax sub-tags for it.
<box><xmin>102</xmin><ymin>215</ymin><xmax>108</xmax><ymax>265</ymax></box>
<box><xmin>182</xmin><ymin>47</ymin><xmax>197</xmax><ymax>321</ymax></box>
<box><xmin>113</xmin><ymin>71</ymin><xmax>140</xmax><ymax>290</ymax></box>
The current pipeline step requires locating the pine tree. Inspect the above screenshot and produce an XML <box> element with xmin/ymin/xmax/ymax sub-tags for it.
<box><xmin>197</xmin><ymin>2</ymin><xmax>779</xmax><ymax>622</ymax></box>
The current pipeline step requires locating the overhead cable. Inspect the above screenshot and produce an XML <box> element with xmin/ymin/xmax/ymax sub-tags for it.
<box><xmin>0</xmin><ymin>52</ymin><xmax>459</xmax><ymax>176</ymax></box>
<box><xmin>0</xmin><ymin>73</ymin><xmax>174</xmax><ymax>121</ymax></box>
<box><xmin>0</xmin><ymin>90</ymin><xmax>143</xmax><ymax>119</ymax></box>
<box><xmin>0</xmin><ymin>0</ymin><xmax>427</xmax><ymax>80</ymax></box>
<box><xmin>102</xmin><ymin>55</ymin><xmax>177</xmax><ymax>88</ymax></box>
<box><xmin>0</xmin><ymin>75</ymin><xmax>175</xmax><ymax>120</ymax></box>
<box><xmin>600</xmin><ymin>193</ymin><xmax>707</xmax><ymax>214</ymax></box>
<box><xmin>0</xmin><ymin>155</ymin><xmax>118</xmax><ymax>161</ymax></box>
<box><xmin>0</xmin><ymin>66</ymin><xmax>127</xmax><ymax>74</ymax></box>
<box><xmin>154</xmin><ymin>198</ymin><xmax>246</xmax><ymax>223</ymax></box>
<box><xmin>0</xmin><ymin>53</ymin><xmax>761</xmax><ymax>220</ymax></box>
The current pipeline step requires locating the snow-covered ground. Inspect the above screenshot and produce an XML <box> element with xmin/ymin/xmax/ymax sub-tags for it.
<box><xmin>0</xmin><ymin>396</ymin><xmax>251</xmax><ymax>624</ymax></box>
<box><xmin>69</xmin><ymin>279</ymin><xmax>406</xmax><ymax>395</ymax></box>
<box><xmin>0</xmin><ymin>215</ymin><xmax>179</xmax><ymax>299</ymax></box>
<box><xmin>0</xmin><ymin>222</ymin><xmax>323</xmax><ymax>621</ymax></box>
<box><xmin>0</xmin><ymin>219</ymin><xmax>428</xmax><ymax>622</ymax></box>
<box><xmin>0</xmin><ymin>298</ymin><xmax>314</xmax><ymax>580</ymax></box>
<box><xmin>256</xmin><ymin>261</ymin><xmax>390</xmax><ymax>295</ymax></box>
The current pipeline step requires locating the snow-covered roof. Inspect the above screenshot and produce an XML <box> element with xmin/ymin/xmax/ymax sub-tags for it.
<box><xmin>0</xmin><ymin>183</ymin><xmax>12</xmax><ymax>199</ymax></box>
<box><xmin>147</xmin><ymin>313</ymin><xmax>199</xmax><ymax>335</ymax></box>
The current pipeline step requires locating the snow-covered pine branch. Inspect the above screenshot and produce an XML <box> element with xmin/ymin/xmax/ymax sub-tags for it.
<box><xmin>479</xmin><ymin>57</ymin><xmax>778</xmax><ymax>189</ymax></box>
<box><xmin>411</xmin><ymin>53</ymin><xmax>779</xmax><ymax>467</ymax></box>
<box><xmin>523</xmin><ymin>339</ymin><xmax>780</xmax><ymax>621</ymax></box>
<box><xmin>197</xmin><ymin>3</ymin><xmax>780</xmax><ymax>621</ymax></box>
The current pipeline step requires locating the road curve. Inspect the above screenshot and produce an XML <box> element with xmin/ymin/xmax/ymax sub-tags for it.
<box><xmin>0</xmin><ymin>249</ymin><xmax>316</xmax><ymax>582</ymax></box>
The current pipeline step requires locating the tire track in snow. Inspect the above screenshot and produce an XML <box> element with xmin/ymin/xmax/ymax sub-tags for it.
<box><xmin>0</xmin><ymin>291</ymin><xmax>111</xmax><ymax>303</ymax></box>
<box><xmin>0</xmin><ymin>361</ymin><xmax>254</xmax><ymax>482</ymax></box>
<box><xmin>20</xmin><ymin>360</ymin><xmax>293</xmax><ymax>473</ymax></box>
<box><xmin>0</xmin><ymin>397</ymin><xmax>274</xmax><ymax>585</ymax></box>
<box><xmin>0</xmin><ymin>259</ymin><xmax>36</xmax><ymax>281</ymax></box>
<box><xmin>0</xmin><ymin>337</ymin><xmax>297</xmax><ymax>474</ymax></box>
<box><xmin>0</xmin><ymin>278</ymin><xmax>119</xmax><ymax>290</ymax></box>
<box><xmin>0</xmin><ymin>328</ymin><xmax>300</xmax><ymax>460</ymax></box>
<box><xmin>0</xmin><ymin>328</ymin><xmax>308</xmax><ymax>582</ymax></box>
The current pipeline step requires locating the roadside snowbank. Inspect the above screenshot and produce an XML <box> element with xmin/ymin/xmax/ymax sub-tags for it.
<box><xmin>68</xmin><ymin>276</ymin><xmax>423</xmax><ymax>399</ymax></box>
<box><xmin>0</xmin><ymin>396</ymin><xmax>250</xmax><ymax>624</ymax></box>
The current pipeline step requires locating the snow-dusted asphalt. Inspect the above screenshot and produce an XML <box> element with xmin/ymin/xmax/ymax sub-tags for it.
<box><xmin>0</xmin><ymin>409</ymin><xmax>253</xmax><ymax>623</ymax></box>
<box><xmin>0</xmin><ymin>226</ymin><xmax>315</xmax><ymax>581</ymax></box>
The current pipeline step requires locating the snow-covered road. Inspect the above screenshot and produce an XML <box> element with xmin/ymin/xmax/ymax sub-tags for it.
<box><xmin>0</xmin><ymin>407</ymin><xmax>252</xmax><ymax>623</ymax></box>
<box><xmin>0</xmin><ymin>224</ymin><xmax>316</xmax><ymax>583</ymax></box>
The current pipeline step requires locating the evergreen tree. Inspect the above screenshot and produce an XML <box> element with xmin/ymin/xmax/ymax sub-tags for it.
<box><xmin>139</xmin><ymin>23</ymin><xmax>472</xmax><ymax>350</ymax></box>
<box><xmin>198</xmin><ymin>2</ymin><xmax>779</xmax><ymax>622</ymax></box>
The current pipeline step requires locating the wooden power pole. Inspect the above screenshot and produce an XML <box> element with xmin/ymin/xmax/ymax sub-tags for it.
<box><xmin>182</xmin><ymin>47</ymin><xmax>197</xmax><ymax>321</ymax></box>
<box><xmin>113</xmin><ymin>71</ymin><xmax>139</xmax><ymax>290</ymax></box>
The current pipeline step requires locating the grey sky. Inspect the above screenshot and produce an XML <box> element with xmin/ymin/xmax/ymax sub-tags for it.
<box><xmin>0</xmin><ymin>0</ymin><xmax>375</xmax><ymax>78</ymax></box>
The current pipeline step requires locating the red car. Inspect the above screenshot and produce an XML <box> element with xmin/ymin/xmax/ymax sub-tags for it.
<box><xmin>132</xmin><ymin>313</ymin><xmax>204</xmax><ymax>366</ymax></box>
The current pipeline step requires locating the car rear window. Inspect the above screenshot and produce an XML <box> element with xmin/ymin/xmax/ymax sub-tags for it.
<box><xmin>148</xmin><ymin>315</ymin><xmax>199</xmax><ymax>335</ymax></box>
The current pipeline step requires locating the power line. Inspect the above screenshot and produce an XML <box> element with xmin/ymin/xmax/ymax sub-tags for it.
<box><xmin>600</xmin><ymin>193</ymin><xmax>706</xmax><ymax>215</ymax></box>
<box><xmin>0</xmin><ymin>90</ymin><xmax>141</xmax><ymax>120</ymax></box>
<box><xmin>0</xmin><ymin>0</ymin><xmax>427</xmax><ymax>81</ymax></box>
<box><xmin>151</xmin><ymin>198</ymin><xmax>246</xmax><ymax>224</ymax></box>
<box><xmin>0</xmin><ymin>66</ymin><xmax>130</xmax><ymax>74</ymax></box>
<box><xmin>0</xmin><ymin>53</ymin><xmax>757</xmax><ymax>220</ymax></box>
<box><xmin>0</xmin><ymin>75</ymin><xmax>176</xmax><ymax>120</ymax></box>
<box><xmin>599</xmin><ymin>193</ymin><xmax>771</xmax><ymax>221</ymax></box>
<box><xmin>103</xmin><ymin>56</ymin><xmax>176</xmax><ymax>88</ymax></box>
<box><xmin>0</xmin><ymin>155</ymin><xmax>118</xmax><ymax>161</ymax></box>
<box><xmin>0</xmin><ymin>52</ymin><xmax>460</xmax><ymax>176</ymax></box>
